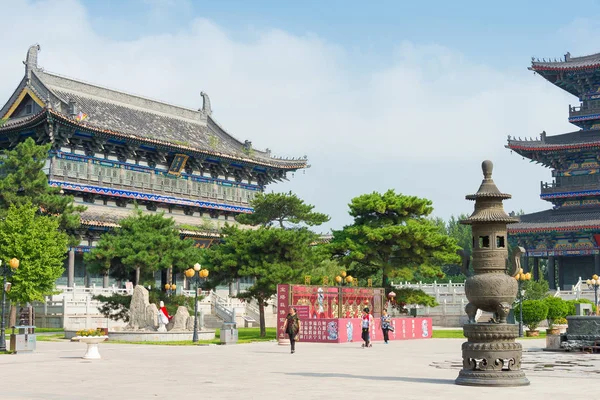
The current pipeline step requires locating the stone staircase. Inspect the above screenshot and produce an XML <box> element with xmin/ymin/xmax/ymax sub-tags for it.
<box><xmin>202</xmin><ymin>313</ymin><xmax>224</xmax><ymax>329</ymax></box>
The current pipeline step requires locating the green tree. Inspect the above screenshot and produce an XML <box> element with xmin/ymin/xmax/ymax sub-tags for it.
<box><xmin>0</xmin><ymin>138</ymin><xmax>85</xmax><ymax>246</ymax></box>
<box><xmin>522</xmin><ymin>279</ymin><xmax>550</xmax><ymax>301</ymax></box>
<box><xmin>390</xmin><ymin>287</ymin><xmax>438</xmax><ymax>310</ymax></box>
<box><xmin>0</xmin><ymin>203</ymin><xmax>68</xmax><ymax>304</ymax></box>
<box><xmin>236</xmin><ymin>191</ymin><xmax>329</xmax><ymax>228</ymax></box>
<box><xmin>522</xmin><ymin>299</ymin><xmax>549</xmax><ymax>332</ymax></box>
<box><xmin>543</xmin><ymin>297</ymin><xmax>569</xmax><ymax>328</ymax></box>
<box><xmin>203</xmin><ymin>226</ymin><xmax>321</xmax><ymax>337</ymax></box>
<box><xmin>329</xmin><ymin>190</ymin><xmax>460</xmax><ymax>286</ymax></box>
<box><xmin>85</xmin><ymin>209</ymin><xmax>202</xmax><ymax>285</ymax></box>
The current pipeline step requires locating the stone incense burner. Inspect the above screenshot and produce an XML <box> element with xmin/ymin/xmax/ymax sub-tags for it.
<box><xmin>455</xmin><ymin>160</ymin><xmax>529</xmax><ymax>387</ymax></box>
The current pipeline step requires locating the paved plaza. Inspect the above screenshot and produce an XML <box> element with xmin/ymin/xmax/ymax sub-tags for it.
<box><xmin>1</xmin><ymin>338</ymin><xmax>594</xmax><ymax>399</ymax></box>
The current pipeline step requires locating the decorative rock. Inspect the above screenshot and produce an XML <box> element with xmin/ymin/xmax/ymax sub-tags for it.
<box><xmin>186</xmin><ymin>314</ymin><xmax>195</xmax><ymax>331</ymax></box>
<box><xmin>146</xmin><ymin>304</ymin><xmax>158</xmax><ymax>329</ymax></box>
<box><xmin>126</xmin><ymin>286</ymin><xmax>158</xmax><ymax>330</ymax></box>
<box><xmin>168</xmin><ymin>306</ymin><xmax>190</xmax><ymax>331</ymax></box>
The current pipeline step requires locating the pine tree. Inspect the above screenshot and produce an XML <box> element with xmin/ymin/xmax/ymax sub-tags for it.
<box><xmin>329</xmin><ymin>190</ymin><xmax>460</xmax><ymax>286</ymax></box>
<box><xmin>0</xmin><ymin>138</ymin><xmax>85</xmax><ymax>246</ymax></box>
<box><xmin>85</xmin><ymin>209</ymin><xmax>202</xmax><ymax>285</ymax></box>
<box><xmin>236</xmin><ymin>191</ymin><xmax>329</xmax><ymax>228</ymax></box>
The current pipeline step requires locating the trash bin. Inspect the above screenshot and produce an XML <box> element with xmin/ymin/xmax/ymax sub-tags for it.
<box><xmin>9</xmin><ymin>325</ymin><xmax>36</xmax><ymax>354</ymax></box>
<box><xmin>220</xmin><ymin>322</ymin><xmax>238</xmax><ymax>345</ymax></box>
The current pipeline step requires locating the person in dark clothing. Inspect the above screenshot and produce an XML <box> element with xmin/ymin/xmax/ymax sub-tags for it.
<box><xmin>380</xmin><ymin>309</ymin><xmax>392</xmax><ymax>344</ymax></box>
<box><xmin>283</xmin><ymin>307</ymin><xmax>301</xmax><ymax>354</ymax></box>
<box><xmin>361</xmin><ymin>307</ymin><xmax>373</xmax><ymax>348</ymax></box>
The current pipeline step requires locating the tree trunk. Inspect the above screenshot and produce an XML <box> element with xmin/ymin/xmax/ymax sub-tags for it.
<box><xmin>135</xmin><ymin>267</ymin><xmax>141</xmax><ymax>286</ymax></box>
<box><xmin>382</xmin><ymin>271</ymin><xmax>388</xmax><ymax>288</ymax></box>
<box><xmin>9</xmin><ymin>304</ymin><xmax>17</xmax><ymax>327</ymax></box>
<box><xmin>258</xmin><ymin>299</ymin><xmax>266</xmax><ymax>337</ymax></box>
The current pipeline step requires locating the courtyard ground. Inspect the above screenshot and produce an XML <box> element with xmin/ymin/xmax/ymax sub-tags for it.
<box><xmin>1</xmin><ymin>337</ymin><xmax>592</xmax><ymax>399</ymax></box>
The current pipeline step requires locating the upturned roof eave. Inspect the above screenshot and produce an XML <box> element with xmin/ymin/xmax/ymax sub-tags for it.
<box><xmin>0</xmin><ymin>108</ymin><xmax>306</xmax><ymax>170</ymax></box>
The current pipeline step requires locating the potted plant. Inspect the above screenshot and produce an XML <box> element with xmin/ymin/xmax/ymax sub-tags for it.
<box><xmin>553</xmin><ymin>317</ymin><xmax>568</xmax><ymax>334</ymax></box>
<box><xmin>522</xmin><ymin>300</ymin><xmax>549</xmax><ymax>337</ymax></box>
<box><xmin>72</xmin><ymin>328</ymin><xmax>109</xmax><ymax>360</ymax></box>
<box><xmin>543</xmin><ymin>297</ymin><xmax>569</xmax><ymax>335</ymax></box>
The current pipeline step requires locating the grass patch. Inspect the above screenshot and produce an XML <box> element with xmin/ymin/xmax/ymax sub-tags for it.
<box><xmin>432</xmin><ymin>330</ymin><xmax>465</xmax><ymax>339</ymax></box>
<box><xmin>36</xmin><ymin>334</ymin><xmax>67</xmax><ymax>342</ymax></box>
<box><xmin>0</xmin><ymin>350</ymin><xmax>14</xmax><ymax>355</ymax></box>
<box><xmin>432</xmin><ymin>329</ymin><xmax>547</xmax><ymax>339</ymax></box>
<box><xmin>35</xmin><ymin>328</ymin><xmax>64</xmax><ymax>333</ymax></box>
<box><xmin>107</xmin><ymin>327</ymin><xmax>276</xmax><ymax>346</ymax></box>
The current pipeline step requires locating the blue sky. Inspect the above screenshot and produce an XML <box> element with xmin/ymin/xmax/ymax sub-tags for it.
<box><xmin>3</xmin><ymin>0</ymin><xmax>600</xmax><ymax>231</ymax></box>
<box><xmin>83</xmin><ymin>0</ymin><xmax>600</xmax><ymax>70</ymax></box>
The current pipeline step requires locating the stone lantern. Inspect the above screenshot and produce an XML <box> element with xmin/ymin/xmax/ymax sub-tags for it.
<box><xmin>455</xmin><ymin>160</ymin><xmax>529</xmax><ymax>387</ymax></box>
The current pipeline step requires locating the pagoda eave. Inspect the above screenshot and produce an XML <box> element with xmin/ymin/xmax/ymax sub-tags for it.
<box><xmin>508</xmin><ymin>224</ymin><xmax>600</xmax><ymax>234</ymax></box>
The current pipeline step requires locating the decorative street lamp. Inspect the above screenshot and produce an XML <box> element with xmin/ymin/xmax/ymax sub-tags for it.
<box><xmin>335</xmin><ymin>271</ymin><xmax>351</xmax><ymax>286</ymax></box>
<box><xmin>0</xmin><ymin>258</ymin><xmax>19</xmax><ymax>352</ymax></box>
<box><xmin>184</xmin><ymin>263</ymin><xmax>209</xmax><ymax>343</ymax></box>
<box><xmin>164</xmin><ymin>283</ymin><xmax>176</xmax><ymax>297</ymax></box>
<box><xmin>387</xmin><ymin>291</ymin><xmax>396</xmax><ymax>312</ymax></box>
<box><xmin>586</xmin><ymin>274</ymin><xmax>600</xmax><ymax>314</ymax></box>
<box><xmin>514</xmin><ymin>268</ymin><xmax>531</xmax><ymax>337</ymax></box>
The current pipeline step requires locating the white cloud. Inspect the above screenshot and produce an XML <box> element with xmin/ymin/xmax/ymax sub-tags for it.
<box><xmin>0</xmin><ymin>0</ymin><xmax>580</xmax><ymax>231</ymax></box>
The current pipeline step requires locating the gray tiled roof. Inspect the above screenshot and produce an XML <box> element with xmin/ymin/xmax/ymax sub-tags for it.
<box><xmin>530</xmin><ymin>52</ymin><xmax>600</xmax><ymax>71</ymax></box>
<box><xmin>509</xmin><ymin>206</ymin><xmax>600</xmax><ymax>231</ymax></box>
<box><xmin>1</xmin><ymin>45</ymin><xmax>306</xmax><ymax>169</ymax></box>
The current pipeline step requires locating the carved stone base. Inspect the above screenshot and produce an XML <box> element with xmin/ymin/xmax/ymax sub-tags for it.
<box><xmin>456</xmin><ymin>323</ymin><xmax>529</xmax><ymax>387</ymax></box>
<box><xmin>456</xmin><ymin>370</ymin><xmax>529</xmax><ymax>387</ymax></box>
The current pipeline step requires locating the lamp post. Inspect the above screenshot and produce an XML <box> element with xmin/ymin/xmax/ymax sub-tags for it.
<box><xmin>0</xmin><ymin>258</ymin><xmax>19</xmax><ymax>352</ymax></box>
<box><xmin>586</xmin><ymin>274</ymin><xmax>600</xmax><ymax>314</ymax></box>
<box><xmin>514</xmin><ymin>268</ymin><xmax>531</xmax><ymax>337</ymax></box>
<box><xmin>387</xmin><ymin>291</ymin><xmax>396</xmax><ymax>313</ymax></box>
<box><xmin>164</xmin><ymin>283</ymin><xmax>176</xmax><ymax>297</ymax></box>
<box><xmin>185</xmin><ymin>263</ymin><xmax>209</xmax><ymax>343</ymax></box>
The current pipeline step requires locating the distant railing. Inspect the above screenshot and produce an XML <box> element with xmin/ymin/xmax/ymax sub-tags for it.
<box><xmin>569</xmin><ymin>104</ymin><xmax>600</xmax><ymax>118</ymax></box>
<box><xmin>56</xmin><ymin>284</ymin><xmax>133</xmax><ymax>298</ymax></box>
<box><xmin>540</xmin><ymin>180</ymin><xmax>600</xmax><ymax>195</ymax></box>
<box><xmin>212</xmin><ymin>291</ymin><xmax>235</xmax><ymax>323</ymax></box>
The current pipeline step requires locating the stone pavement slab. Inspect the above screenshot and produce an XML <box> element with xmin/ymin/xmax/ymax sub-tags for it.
<box><xmin>0</xmin><ymin>338</ymin><xmax>594</xmax><ymax>399</ymax></box>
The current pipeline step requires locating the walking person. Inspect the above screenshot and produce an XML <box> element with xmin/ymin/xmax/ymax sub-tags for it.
<box><xmin>361</xmin><ymin>307</ymin><xmax>373</xmax><ymax>348</ymax></box>
<box><xmin>283</xmin><ymin>307</ymin><xmax>301</xmax><ymax>354</ymax></box>
<box><xmin>381</xmin><ymin>309</ymin><xmax>392</xmax><ymax>344</ymax></box>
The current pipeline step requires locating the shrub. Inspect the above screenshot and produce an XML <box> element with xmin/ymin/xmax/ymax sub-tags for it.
<box><xmin>388</xmin><ymin>288</ymin><xmax>438</xmax><ymax>309</ymax></box>
<box><xmin>521</xmin><ymin>300</ymin><xmax>549</xmax><ymax>331</ymax></box>
<box><xmin>543</xmin><ymin>297</ymin><xmax>569</xmax><ymax>327</ymax></box>
<box><xmin>553</xmin><ymin>317</ymin><xmax>567</xmax><ymax>325</ymax></box>
<box><xmin>93</xmin><ymin>294</ymin><xmax>132</xmax><ymax>322</ymax></box>
<box><xmin>565</xmin><ymin>299</ymin><xmax>597</xmax><ymax>316</ymax></box>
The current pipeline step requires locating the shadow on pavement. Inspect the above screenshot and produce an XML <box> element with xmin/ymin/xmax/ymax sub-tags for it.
<box><xmin>281</xmin><ymin>372</ymin><xmax>454</xmax><ymax>385</ymax></box>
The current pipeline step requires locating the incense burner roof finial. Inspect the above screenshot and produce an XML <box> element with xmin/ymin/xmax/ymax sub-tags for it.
<box><xmin>482</xmin><ymin>160</ymin><xmax>493</xmax><ymax>179</ymax></box>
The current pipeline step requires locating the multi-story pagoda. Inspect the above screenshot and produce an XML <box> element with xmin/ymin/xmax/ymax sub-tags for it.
<box><xmin>0</xmin><ymin>45</ymin><xmax>307</xmax><ymax>288</ymax></box>
<box><xmin>507</xmin><ymin>51</ymin><xmax>600</xmax><ymax>289</ymax></box>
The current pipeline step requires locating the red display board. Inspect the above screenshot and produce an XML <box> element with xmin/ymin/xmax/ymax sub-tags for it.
<box><xmin>277</xmin><ymin>284</ymin><xmax>432</xmax><ymax>343</ymax></box>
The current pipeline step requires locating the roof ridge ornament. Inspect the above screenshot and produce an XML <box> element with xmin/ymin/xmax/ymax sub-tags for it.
<box><xmin>24</xmin><ymin>44</ymin><xmax>41</xmax><ymax>77</ymax></box>
<box><xmin>565</xmin><ymin>52</ymin><xmax>571</xmax><ymax>62</ymax></box>
<box><xmin>201</xmin><ymin>91</ymin><xmax>212</xmax><ymax>116</ymax></box>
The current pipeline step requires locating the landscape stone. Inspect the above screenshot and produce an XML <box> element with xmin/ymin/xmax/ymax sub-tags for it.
<box><xmin>168</xmin><ymin>306</ymin><xmax>190</xmax><ymax>331</ymax></box>
<box><xmin>126</xmin><ymin>286</ymin><xmax>158</xmax><ymax>331</ymax></box>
